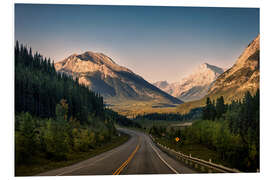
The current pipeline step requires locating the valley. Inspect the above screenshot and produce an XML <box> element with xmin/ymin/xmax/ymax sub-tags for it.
<box><xmin>15</xmin><ymin>34</ymin><xmax>260</xmax><ymax>175</ymax></box>
<box><xmin>53</xmin><ymin>34</ymin><xmax>259</xmax><ymax>117</ymax></box>
<box><xmin>14</xmin><ymin>4</ymin><xmax>260</xmax><ymax>175</ymax></box>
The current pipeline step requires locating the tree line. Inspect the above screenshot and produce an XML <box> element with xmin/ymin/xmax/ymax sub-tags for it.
<box><xmin>202</xmin><ymin>91</ymin><xmax>259</xmax><ymax>151</ymax></box>
<box><xmin>15</xmin><ymin>42</ymin><xmax>139</xmax><ymax>174</ymax></box>
<box><xmin>15</xmin><ymin>100</ymin><xmax>116</xmax><ymax>166</ymax></box>
<box><xmin>105</xmin><ymin>109</ymin><xmax>142</xmax><ymax>128</ymax></box>
<box><xmin>15</xmin><ymin>41</ymin><xmax>104</xmax><ymax>124</ymax></box>
<box><xmin>150</xmin><ymin>91</ymin><xmax>259</xmax><ymax>172</ymax></box>
<box><xmin>134</xmin><ymin>108</ymin><xmax>202</xmax><ymax>121</ymax></box>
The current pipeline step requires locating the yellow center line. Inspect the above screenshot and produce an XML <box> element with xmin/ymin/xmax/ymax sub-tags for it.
<box><xmin>113</xmin><ymin>141</ymin><xmax>140</xmax><ymax>175</ymax></box>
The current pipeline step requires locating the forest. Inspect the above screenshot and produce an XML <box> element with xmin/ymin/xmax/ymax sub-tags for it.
<box><xmin>150</xmin><ymin>91</ymin><xmax>259</xmax><ymax>172</ymax></box>
<box><xmin>134</xmin><ymin>107</ymin><xmax>202</xmax><ymax>121</ymax></box>
<box><xmin>14</xmin><ymin>42</ymin><xmax>138</xmax><ymax>175</ymax></box>
<box><xmin>14</xmin><ymin>41</ymin><xmax>259</xmax><ymax>173</ymax></box>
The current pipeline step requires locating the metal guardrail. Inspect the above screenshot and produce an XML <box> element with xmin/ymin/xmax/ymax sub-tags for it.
<box><xmin>150</xmin><ymin>135</ymin><xmax>241</xmax><ymax>173</ymax></box>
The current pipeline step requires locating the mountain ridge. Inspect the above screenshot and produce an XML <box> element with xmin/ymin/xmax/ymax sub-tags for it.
<box><xmin>208</xmin><ymin>34</ymin><xmax>260</xmax><ymax>99</ymax></box>
<box><xmin>176</xmin><ymin>34</ymin><xmax>260</xmax><ymax>114</ymax></box>
<box><xmin>153</xmin><ymin>63</ymin><xmax>224</xmax><ymax>102</ymax></box>
<box><xmin>55</xmin><ymin>51</ymin><xmax>183</xmax><ymax>106</ymax></box>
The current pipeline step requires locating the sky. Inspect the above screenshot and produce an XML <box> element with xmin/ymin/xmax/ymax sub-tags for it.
<box><xmin>15</xmin><ymin>4</ymin><xmax>259</xmax><ymax>83</ymax></box>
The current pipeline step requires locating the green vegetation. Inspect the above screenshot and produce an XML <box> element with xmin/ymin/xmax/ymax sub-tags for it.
<box><xmin>108</xmin><ymin>99</ymin><xmax>179</xmax><ymax>117</ymax></box>
<box><xmin>175</xmin><ymin>85</ymin><xmax>257</xmax><ymax>115</ymax></box>
<box><xmin>15</xmin><ymin>102</ymin><xmax>127</xmax><ymax>176</ymax></box>
<box><xmin>105</xmin><ymin>109</ymin><xmax>142</xmax><ymax>128</ymax></box>
<box><xmin>134</xmin><ymin>107</ymin><xmax>201</xmax><ymax>122</ymax></box>
<box><xmin>176</xmin><ymin>98</ymin><xmax>205</xmax><ymax>114</ymax></box>
<box><xmin>132</xmin><ymin>108</ymin><xmax>201</xmax><ymax>130</ymax></box>
<box><xmin>15</xmin><ymin>41</ymin><xmax>104</xmax><ymax>123</ymax></box>
<box><xmin>15</xmin><ymin>42</ymin><xmax>135</xmax><ymax>176</ymax></box>
<box><xmin>15</xmin><ymin>112</ymin><xmax>129</xmax><ymax>175</ymax></box>
<box><xmin>150</xmin><ymin>90</ymin><xmax>259</xmax><ymax>172</ymax></box>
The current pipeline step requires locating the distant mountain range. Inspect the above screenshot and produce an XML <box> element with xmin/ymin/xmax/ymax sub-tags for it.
<box><xmin>153</xmin><ymin>63</ymin><xmax>224</xmax><ymax>102</ymax></box>
<box><xmin>55</xmin><ymin>51</ymin><xmax>183</xmax><ymax>106</ymax></box>
<box><xmin>54</xmin><ymin>34</ymin><xmax>259</xmax><ymax>116</ymax></box>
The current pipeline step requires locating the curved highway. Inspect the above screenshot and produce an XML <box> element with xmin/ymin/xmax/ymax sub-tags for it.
<box><xmin>37</xmin><ymin>128</ymin><xmax>196</xmax><ymax>176</ymax></box>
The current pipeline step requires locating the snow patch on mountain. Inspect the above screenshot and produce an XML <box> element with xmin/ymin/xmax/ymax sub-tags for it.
<box><xmin>154</xmin><ymin>63</ymin><xmax>224</xmax><ymax>102</ymax></box>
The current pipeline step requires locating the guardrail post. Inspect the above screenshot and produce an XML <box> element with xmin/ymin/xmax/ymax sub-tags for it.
<box><xmin>209</xmin><ymin>158</ymin><xmax>211</xmax><ymax>163</ymax></box>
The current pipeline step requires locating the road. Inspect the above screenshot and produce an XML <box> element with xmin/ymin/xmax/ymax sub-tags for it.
<box><xmin>37</xmin><ymin>128</ymin><xmax>196</xmax><ymax>176</ymax></box>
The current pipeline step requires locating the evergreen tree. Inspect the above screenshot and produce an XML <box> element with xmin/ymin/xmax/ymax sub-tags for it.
<box><xmin>203</xmin><ymin>97</ymin><xmax>211</xmax><ymax>120</ymax></box>
<box><xmin>15</xmin><ymin>41</ymin><xmax>106</xmax><ymax>123</ymax></box>
<box><xmin>216</xmin><ymin>96</ymin><xmax>225</xmax><ymax>119</ymax></box>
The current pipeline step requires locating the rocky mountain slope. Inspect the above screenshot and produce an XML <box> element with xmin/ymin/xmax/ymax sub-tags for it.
<box><xmin>207</xmin><ymin>34</ymin><xmax>260</xmax><ymax>100</ymax></box>
<box><xmin>55</xmin><ymin>51</ymin><xmax>183</xmax><ymax>105</ymax></box>
<box><xmin>154</xmin><ymin>63</ymin><xmax>224</xmax><ymax>102</ymax></box>
<box><xmin>176</xmin><ymin>34</ymin><xmax>260</xmax><ymax>114</ymax></box>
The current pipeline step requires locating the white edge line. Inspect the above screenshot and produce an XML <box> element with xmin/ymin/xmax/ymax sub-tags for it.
<box><xmin>150</xmin><ymin>142</ymin><xmax>180</xmax><ymax>174</ymax></box>
<box><xmin>56</xmin><ymin>150</ymin><xmax>116</xmax><ymax>176</ymax></box>
<box><xmin>56</xmin><ymin>129</ymin><xmax>135</xmax><ymax>176</ymax></box>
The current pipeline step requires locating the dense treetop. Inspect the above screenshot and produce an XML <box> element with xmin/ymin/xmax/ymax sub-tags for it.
<box><xmin>15</xmin><ymin>41</ymin><xmax>105</xmax><ymax>124</ymax></box>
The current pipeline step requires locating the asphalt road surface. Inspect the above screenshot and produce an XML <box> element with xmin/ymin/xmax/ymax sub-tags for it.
<box><xmin>37</xmin><ymin>128</ymin><xmax>196</xmax><ymax>176</ymax></box>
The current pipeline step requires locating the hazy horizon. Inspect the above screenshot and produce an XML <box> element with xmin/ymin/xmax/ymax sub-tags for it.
<box><xmin>15</xmin><ymin>4</ymin><xmax>259</xmax><ymax>83</ymax></box>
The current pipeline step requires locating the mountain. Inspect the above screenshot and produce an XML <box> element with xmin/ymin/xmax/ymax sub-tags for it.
<box><xmin>208</xmin><ymin>34</ymin><xmax>260</xmax><ymax>100</ymax></box>
<box><xmin>153</xmin><ymin>80</ymin><xmax>170</xmax><ymax>90</ymax></box>
<box><xmin>154</xmin><ymin>63</ymin><xmax>224</xmax><ymax>102</ymax></box>
<box><xmin>152</xmin><ymin>81</ymin><xmax>173</xmax><ymax>94</ymax></box>
<box><xmin>176</xmin><ymin>34</ymin><xmax>260</xmax><ymax>114</ymax></box>
<box><xmin>55</xmin><ymin>51</ymin><xmax>183</xmax><ymax>106</ymax></box>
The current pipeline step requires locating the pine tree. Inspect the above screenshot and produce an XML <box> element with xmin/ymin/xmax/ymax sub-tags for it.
<box><xmin>203</xmin><ymin>97</ymin><xmax>211</xmax><ymax>120</ymax></box>
<box><xmin>216</xmin><ymin>96</ymin><xmax>225</xmax><ymax>119</ymax></box>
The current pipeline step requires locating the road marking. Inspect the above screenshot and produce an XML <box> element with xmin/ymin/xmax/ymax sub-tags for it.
<box><xmin>149</xmin><ymin>142</ymin><xmax>180</xmax><ymax>174</ymax></box>
<box><xmin>55</xmin><ymin>139</ymin><xmax>132</xmax><ymax>176</ymax></box>
<box><xmin>54</xmin><ymin>129</ymin><xmax>136</xmax><ymax>176</ymax></box>
<box><xmin>55</xmin><ymin>149</ymin><xmax>119</xmax><ymax>176</ymax></box>
<box><xmin>113</xmin><ymin>142</ymin><xmax>140</xmax><ymax>175</ymax></box>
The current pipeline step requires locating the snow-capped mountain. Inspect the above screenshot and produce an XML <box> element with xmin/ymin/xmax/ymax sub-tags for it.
<box><xmin>153</xmin><ymin>63</ymin><xmax>224</xmax><ymax>102</ymax></box>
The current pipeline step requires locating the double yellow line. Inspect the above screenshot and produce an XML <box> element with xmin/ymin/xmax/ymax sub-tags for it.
<box><xmin>113</xmin><ymin>144</ymin><xmax>140</xmax><ymax>175</ymax></box>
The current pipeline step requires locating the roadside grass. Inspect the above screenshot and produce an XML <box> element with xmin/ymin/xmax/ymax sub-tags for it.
<box><xmin>15</xmin><ymin>132</ymin><xmax>130</xmax><ymax>176</ymax></box>
<box><xmin>155</xmin><ymin>137</ymin><xmax>233</xmax><ymax>168</ymax></box>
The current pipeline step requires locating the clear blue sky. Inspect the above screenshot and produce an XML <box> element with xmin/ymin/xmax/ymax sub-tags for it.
<box><xmin>15</xmin><ymin>4</ymin><xmax>259</xmax><ymax>83</ymax></box>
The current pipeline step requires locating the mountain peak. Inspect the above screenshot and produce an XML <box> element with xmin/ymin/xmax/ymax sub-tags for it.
<box><xmin>55</xmin><ymin>51</ymin><xmax>183</xmax><ymax>106</ymax></box>
<box><xmin>235</xmin><ymin>34</ymin><xmax>259</xmax><ymax>67</ymax></box>
<box><xmin>75</xmin><ymin>51</ymin><xmax>116</xmax><ymax>65</ymax></box>
<box><xmin>202</xmin><ymin>62</ymin><xmax>209</xmax><ymax>66</ymax></box>
<box><xmin>154</xmin><ymin>62</ymin><xmax>224</xmax><ymax>102</ymax></box>
<box><xmin>190</xmin><ymin>63</ymin><xmax>224</xmax><ymax>78</ymax></box>
<box><xmin>198</xmin><ymin>63</ymin><xmax>212</xmax><ymax>70</ymax></box>
<box><xmin>208</xmin><ymin>34</ymin><xmax>260</xmax><ymax>99</ymax></box>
